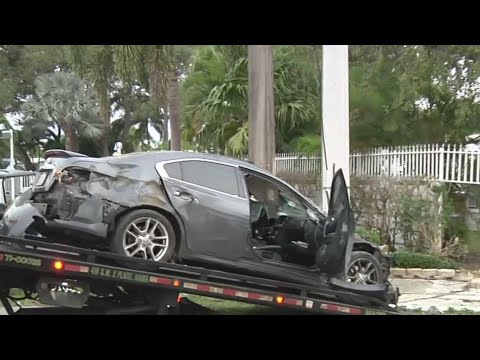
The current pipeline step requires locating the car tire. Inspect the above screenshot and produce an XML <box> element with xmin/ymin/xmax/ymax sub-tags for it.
<box><xmin>335</xmin><ymin>250</ymin><xmax>386</xmax><ymax>307</ymax></box>
<box><xmin>347</xmin><ymin>250</ymin><xmax>385</xmax><ymax>285</ymax></box>
<box><xmin>111</xmin><ymin>209</ymin><xmax>176</xmax><ymax>264</ymax></box>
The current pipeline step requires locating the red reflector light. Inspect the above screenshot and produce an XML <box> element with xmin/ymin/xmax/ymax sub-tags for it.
<box><xmin>53</xmin><ymin>261</ymin><xmax>64</xmax><ymax>270</ymax></box>
<box><xmin>276</xmin><ymin>296</ymin><xmax>284</xmax><ymax>304</ymax></box>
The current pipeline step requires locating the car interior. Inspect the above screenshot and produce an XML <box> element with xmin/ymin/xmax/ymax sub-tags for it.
<box><xmin>243</xmin><ymin>171</ymin><xmax>326</xmax><ymax>268</ymax></box>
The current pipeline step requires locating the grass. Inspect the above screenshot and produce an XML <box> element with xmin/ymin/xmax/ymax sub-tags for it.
<box><xmin>184</xmin><ymin>295</ymin><xmax>305</xmax><ymax>315</ymax></box>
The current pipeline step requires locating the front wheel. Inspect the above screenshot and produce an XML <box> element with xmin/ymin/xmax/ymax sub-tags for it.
<box><xmin>335</xmin><ymin>250</ymin><xmax>387</xmax><ymax>307</ymax></box>
<box><xmin>111</xmin><ymin>209</ymin><xmax>176</xmax><ymax>263</ymax></box>
<box><xmin>346</xmin><ymin>251</ymin><xmax>385</xmax><ymax>285</ymax></box>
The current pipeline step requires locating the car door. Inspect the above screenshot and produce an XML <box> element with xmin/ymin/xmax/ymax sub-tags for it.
<box><xmin>315</xmin><ymin>169</ymin><xmax>354</xmax><ymax>279</ymax></box>
<box><xmin>156</xmin><ymin>159</ymin><xmax>251</xmax><ymax>259</ymax></box>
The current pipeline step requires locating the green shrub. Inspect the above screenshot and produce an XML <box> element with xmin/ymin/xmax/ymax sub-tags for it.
<box><xmin>392</xmin><ymin>251</ymin><xmax>458</xmax><ymax>269</ymax></box>
<box><xmin>356</xmin><ymin>226</ymin><xmax>382</xmax><ymax>245</ymax></box>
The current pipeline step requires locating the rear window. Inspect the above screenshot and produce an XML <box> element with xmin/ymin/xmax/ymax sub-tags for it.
<box><xmin>163</xmin><ymin>162</ymin><xmax>182</xmax><ymax>180</ymax></box>
<box><xmin>181</xmin><ymin>161</ymin><xmax>238</xmax><ymax>196</ymax></box>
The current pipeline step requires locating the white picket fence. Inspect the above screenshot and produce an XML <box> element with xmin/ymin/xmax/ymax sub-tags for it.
<box><xmin>275</xmin><ymin>144</ymin><xmax>480</xmax><ymax>185</ymax></box>
<box><xmin>273</xmin><ymin>153</ymin><xmax>322</xmax><ymax>174</ymax></box>
<box><xmin>350</xmin><ymin>144</ymin><xmax>480</xmax><ymax>184</ymax></box>
<box><xmin>350</xmin><ymin>145</ymin><xmax>444</xmax><ymax>179</ymax></box>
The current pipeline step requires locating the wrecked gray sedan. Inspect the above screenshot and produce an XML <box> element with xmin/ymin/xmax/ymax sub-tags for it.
<box><xmin>0</xmin><ymin>149</ymin><xmax>399</xmax><ymax>306</ymax></box>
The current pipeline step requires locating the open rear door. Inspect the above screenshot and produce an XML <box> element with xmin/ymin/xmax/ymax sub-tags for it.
<box><xmin>315</xmin><ymin>169</ymin><xmax>354</xmax><ymax>279</ymax></box>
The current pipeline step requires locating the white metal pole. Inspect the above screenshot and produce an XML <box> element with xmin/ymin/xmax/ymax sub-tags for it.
<box><xmin>321</xmin><ymin>45</ymin><xmax>350</xmax><ymax>213</ymax></box>
<box><xmin>9</xmin><ymin>129</ymin><xmax>15</xmax><ymax>201</ymax></box>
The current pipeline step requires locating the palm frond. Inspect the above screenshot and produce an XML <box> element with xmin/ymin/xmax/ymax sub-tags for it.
<box><xmin>87</xmin><ymin>45</ymin><xmax>115</xmax><ymax>92</ymax></box>
<box><xmin>215</xmin><ymin>45</ymin><xmax>248</xmax><ymax>62</ymax></box>
<box><xmin>113</xmin><ymin>45</ymin><xmax>143</xmax><ymax>84</ymax></box>
<box><xmin>67</xmin><ymin>45</ymin><xmax>87</xmax><ymax>76</ymax></box>
<box><xmin>21</xmin><ymin>70</ymin><xmax>104</xmax><ymax>145</ymax></box>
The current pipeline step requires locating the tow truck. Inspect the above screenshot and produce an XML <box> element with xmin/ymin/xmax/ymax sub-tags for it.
<box><xmin>0</xmin><ymin>233</ymin><xmax>402</xmax><ymax>315</ymax></box>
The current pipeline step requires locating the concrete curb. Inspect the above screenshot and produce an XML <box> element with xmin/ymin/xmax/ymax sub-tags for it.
<box><xmin>391</xmin><ymin>268</ymin><xmax>480</xmax><ymax>282</ymax></box>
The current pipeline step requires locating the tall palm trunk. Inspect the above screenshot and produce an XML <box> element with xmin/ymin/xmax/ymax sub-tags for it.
<box><xmin>162</xmin><ymin>105</ymin><xmax>170</xmax><ymax>150</ymax></box>
<box><xmin>64</xmin><ymin>125</ymin><xmax>79</xmax><ymax>152</ymax></box>
<box><xmin>168</xmin><ymin>70</ymin><xmax>182</xmax><ymax>151</ymax></box>
<box><xmin>248</xmin><ymin>45</ymin><xmax>275</xmax><ymax>172</ymax></box>
<box><xmin>98</xmin><ymin>92</ymin><xmax>111</xmax><ymax>156</ymax></box>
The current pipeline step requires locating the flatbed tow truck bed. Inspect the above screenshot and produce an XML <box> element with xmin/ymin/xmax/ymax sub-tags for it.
<box><xmin>0</xmin><ymin>235</ymin><xmax>402</xmax><ymax>315</ymax></box>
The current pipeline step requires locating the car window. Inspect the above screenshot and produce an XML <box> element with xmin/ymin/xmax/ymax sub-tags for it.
<box><xmin>163</xmin><ymin>162</ymin><xmax>182</xmax><ymax>180</ymax></box>
<box><xmin>277</xmin><ymin>188</ymin><xmax>310</xmax><ymax>216</ymax></box>
<box><xmin>181</xmin><ymin>161</ymin><xmax>238</xmax><ymax>196</ymax></box>
<box><xmin>245</xmin><ymin>172</ymin><xmax>310</xmax><ymax>219</ymax></box>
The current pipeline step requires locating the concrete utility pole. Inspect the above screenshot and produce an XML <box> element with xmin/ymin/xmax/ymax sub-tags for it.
<box><xmin>248</xmin><ymin>45</ymin><xmax>275</xmax><ymax>173</ymax></box>
<box><xmin>321</xmin><ymin>45</ymin><xmax>350</xmax><ymax>212</ymax></box>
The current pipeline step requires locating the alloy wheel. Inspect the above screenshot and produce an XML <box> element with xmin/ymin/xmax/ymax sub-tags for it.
<box><xmin>122</xmin><ymin>217</ymin><xmax>169</xmax><ymax>261</ymax></box>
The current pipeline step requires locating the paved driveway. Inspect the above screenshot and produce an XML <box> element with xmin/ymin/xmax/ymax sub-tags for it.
<box><xmin>392</xmin><ymin>278</ymin><xmax>480</xmax><ymax>312</ymax></box>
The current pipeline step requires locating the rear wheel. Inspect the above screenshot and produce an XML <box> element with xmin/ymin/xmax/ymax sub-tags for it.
<box><xmin>111</xmin><ymin>209</ymin><xmax>176</xmax><ymax>263</ymax></box>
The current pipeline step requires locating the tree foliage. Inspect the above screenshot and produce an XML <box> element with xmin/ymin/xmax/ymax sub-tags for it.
<box><xmin>3</xmin><ymin>45</ymin><xmax>480</xmax><ymax>167</ymax></box>
<box><xmin>21</xmin><ymin>71</ymin><xmax>103</xmax><ymax>152</ymax></box>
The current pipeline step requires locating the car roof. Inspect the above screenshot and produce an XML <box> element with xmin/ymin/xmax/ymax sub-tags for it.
<box><xmin>107</xmin><ymin>151</ymin><xmax>273</xmax><ymax>176</ymax></box>
<box><xmin>45</xmin><ymin>150</ymin><xmax>276</xmax><ymax>182</ymax></box>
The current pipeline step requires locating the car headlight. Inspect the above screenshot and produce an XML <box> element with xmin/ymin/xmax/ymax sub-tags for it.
<box><xmin>379</xmin><ymin>244</ymin><xmax>389</xmax><ymax>256</ymax></box>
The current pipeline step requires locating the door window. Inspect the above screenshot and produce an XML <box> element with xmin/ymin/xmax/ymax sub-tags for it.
<box><xmin>180</xmin><ymin>161</ymin><xmax>239</xmax><ymax>196</ymax></box>
<box><xmin>244</xmin><ymin>172</ymin><xmax>309</xmax><ymax>219</ymax></box>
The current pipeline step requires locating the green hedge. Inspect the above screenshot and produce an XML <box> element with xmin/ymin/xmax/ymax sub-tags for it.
<box><xmin>392</xmin><ymin>251</ymin><xmax>458</xmax><ymax>269</ymax></box>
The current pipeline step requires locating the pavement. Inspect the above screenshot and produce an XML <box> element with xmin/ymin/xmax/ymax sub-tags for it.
<box><xmin>392</xmin><ymin>278</ymin><xmax>480</xmax><ymax>312</ymax></box>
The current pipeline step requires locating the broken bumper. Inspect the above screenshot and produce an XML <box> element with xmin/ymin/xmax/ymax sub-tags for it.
<box><xmin>0</xmin><ymin>189</ymin><xmax>109</xmax><ymax>242</ymax></box>
<box><xmin>0</xmin><ymin>190</ymin><xmax>45</xmax><ymax>239</ymax></box>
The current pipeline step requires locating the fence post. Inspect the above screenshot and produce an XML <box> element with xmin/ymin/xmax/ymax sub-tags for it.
<box><xmin>439</xmin><ymin>143</ymin><xmax>445</xmax><ymax>182</ymax></box>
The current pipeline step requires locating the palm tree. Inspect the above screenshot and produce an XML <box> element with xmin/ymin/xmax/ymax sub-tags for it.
<box><xmin>68</xmin><ymin>45</ymin><xmax>115</xmax><ymax>155</ymax></box>
<box><xmin>68</xmin><ymin>45</ymin><xmax>181</xmax><ymax>153</ymax></box>
<box><xmin>181</xmin><ymin>46</ymin><xmax>320</xmax><ymax>156</ymax></box>
<box><xmin>21</xmin><ymin>71</ymin><xmax>103</xmax><ymax>152</ymax></box>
